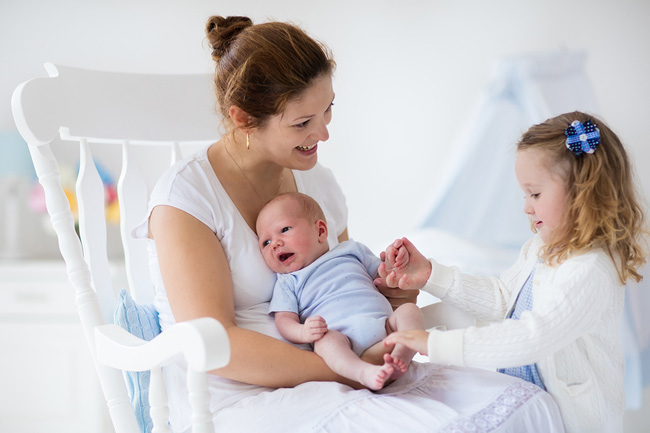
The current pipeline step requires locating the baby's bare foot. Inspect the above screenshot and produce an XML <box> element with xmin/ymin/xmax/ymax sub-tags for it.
<box><xmin>360</xmin><ymin>362</ymin><xmax>394</xmax><ymax>391</ymax></box>
<box><xmin>384</xmin><ymin>351</ymin><xmax>411</xmax><ymax>380</ymax></box>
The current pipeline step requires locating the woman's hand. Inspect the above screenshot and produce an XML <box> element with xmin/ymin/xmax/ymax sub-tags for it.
<box><xmin>374</xmin><ymin>278</ymin><xmax>419</xmax><ymax>308</ymax></box>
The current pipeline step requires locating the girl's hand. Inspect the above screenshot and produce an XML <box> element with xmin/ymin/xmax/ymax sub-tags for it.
<box><xmin>302</xmin><ymin>316</ymin><xmax>328</xmax><ymax>342</ymax></box>
<box><xmin>384</xmin><ymin>330</ymin><xmax>430</xmax><ymax>356</ymax></box>
<box><xmin>378</xmin><ymin>237</ymin><xmax>432</xmax><ymax>291</ymax></box>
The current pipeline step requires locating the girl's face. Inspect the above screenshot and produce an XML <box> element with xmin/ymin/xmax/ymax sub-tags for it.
<box><xmin>253</xmin><ymin>74</ymin><xmax>334</xmax><ymax>171</ymax></box>
<box><xmin>515</xmin><ymin>148</ymin><xmax>569</xmax><ymax>244</ymax></box>
<box><xmin>256</xmin><ymin>198</ymin><xmax>329</xmax><ymax>274</ymax></box>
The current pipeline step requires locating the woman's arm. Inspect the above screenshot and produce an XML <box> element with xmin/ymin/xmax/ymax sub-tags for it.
<box><xmin>150</xmin><ymin>205</ymin><xmax>359</xmax><ymax>388</ymax></box>
<box><xmin>337</xmin><ymin>227</ymin><xmax>349</xmax><ymax>243</ymax></box>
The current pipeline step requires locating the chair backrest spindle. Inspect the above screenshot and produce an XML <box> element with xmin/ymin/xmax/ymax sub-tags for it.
<box><xmin>171</xmin><ymin>141</ymin><xmax>182</xmax><ymax>165</ymax></box>
<box><xmin>118</xmin><ymin>140</ymin><xmax>153</xmax><ymax>303</ymax></box>
<box><xmin>76</xmin><ymin>136</ymin><xmax>116</xmax><ymax>321</ymax></box>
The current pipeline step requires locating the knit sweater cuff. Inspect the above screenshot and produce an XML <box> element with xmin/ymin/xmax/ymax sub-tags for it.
<box><xmin>421</xmin><ymin>258</ymin><xmax>455</xmax><ymax>299</ymax></box>
<box><xmin>427</xmin><ymin>328</ymin><xmax>465</xmax><ymax>366</ymax></box>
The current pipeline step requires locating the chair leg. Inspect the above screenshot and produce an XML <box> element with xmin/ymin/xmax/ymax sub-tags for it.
<box><xmin>187</xmin><ymin>369</ymin><xmax>215</xmax><ymax>433</ymax></box>
<box><xmin>150</xmin><ymin>367</ymin><xmax>171</xmax><ymax>433</ymax></box>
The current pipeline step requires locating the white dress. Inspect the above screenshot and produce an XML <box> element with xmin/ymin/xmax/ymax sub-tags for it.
<box><xmin>134</xmin><ymin>147</ymin><xmax>565</xmax><ymax>433</ymax></box>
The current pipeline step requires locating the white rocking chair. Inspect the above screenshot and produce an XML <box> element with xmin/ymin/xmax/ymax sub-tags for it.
<box><xmin>12</xmin><ymin>63</ymin><xmax>231</xmax><ymax>433</ymax></box>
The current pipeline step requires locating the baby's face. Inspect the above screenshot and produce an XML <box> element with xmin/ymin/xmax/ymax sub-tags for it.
<box><xmin>256</xmin><ymin>199</ymin><xmax>329</xmax><ymax>274</ymax></box>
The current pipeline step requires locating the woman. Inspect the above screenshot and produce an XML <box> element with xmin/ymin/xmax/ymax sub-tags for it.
<box><xmin>134</xmin><ymin>15</ymin><xmax>564</xmax><ymax>432</ymax></box>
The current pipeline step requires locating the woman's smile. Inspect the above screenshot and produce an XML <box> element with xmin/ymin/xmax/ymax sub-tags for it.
<box><xmin>296</xmin><ymin>143</ymin><xmax>318</xmax><ymax>155</ymax></box>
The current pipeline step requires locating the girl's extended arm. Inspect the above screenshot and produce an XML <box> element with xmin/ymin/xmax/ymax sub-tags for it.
<box><xmin>274</xmin><ymin>312</ymin><xmax>328</xmax><ymax>344</ymax></box>
<box><xmin>150</xmin><ymin>205</ymin><xmax>358</xmax><ymax>388</ymax></box>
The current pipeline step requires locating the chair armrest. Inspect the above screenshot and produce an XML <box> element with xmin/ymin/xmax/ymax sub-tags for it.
<box><xmin>95</xmin><ymin>317</ymin><xmax>230</xmax><ymax>372</ymax></box>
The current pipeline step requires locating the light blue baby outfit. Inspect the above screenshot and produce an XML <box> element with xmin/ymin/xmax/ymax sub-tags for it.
<box><xmin>268</xmin><ymin>240</ymin><xmax>394</xmax><ymax>356</ymax></box>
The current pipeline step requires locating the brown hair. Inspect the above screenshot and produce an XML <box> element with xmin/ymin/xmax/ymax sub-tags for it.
<box><xmin>517</xmin><ymin>111</ymin><xmax>647</xmax><ymax>283</ymax></box>
<box><xmin>205</xmin><ymin>16</ymin><xmax>335</xmax><ymax>133</ymax></box>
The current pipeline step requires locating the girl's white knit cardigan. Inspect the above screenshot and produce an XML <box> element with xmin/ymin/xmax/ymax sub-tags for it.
<box><xmin>423</xmin><ymin>235</ymin><xmax>624</xmax><ymax>433</ymax></box>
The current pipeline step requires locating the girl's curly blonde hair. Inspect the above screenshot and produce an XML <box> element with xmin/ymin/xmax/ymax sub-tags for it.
<box><xmin>517</xmin><ymin>111</ymin><xmax>647</xmax><ymax>284</ymax></box>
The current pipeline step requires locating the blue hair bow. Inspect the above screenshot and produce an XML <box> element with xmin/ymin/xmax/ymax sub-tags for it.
<box><xmin>565</xmin><ymin>120</ymin><xmax>600</xmax><ymax>156</ymax></box>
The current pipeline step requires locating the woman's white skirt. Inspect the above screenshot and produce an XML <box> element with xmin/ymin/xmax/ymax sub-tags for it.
<box><xmin>206</xmin><ymin>362</ymin><xmax>564</xmax><ymax>433</ymax></box>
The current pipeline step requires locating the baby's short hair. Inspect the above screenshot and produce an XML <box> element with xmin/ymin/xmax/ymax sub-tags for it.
<box><xmin>269</xmin><ymin>192</ymin><xmax>326</xmax><ymax>224</ymax></box>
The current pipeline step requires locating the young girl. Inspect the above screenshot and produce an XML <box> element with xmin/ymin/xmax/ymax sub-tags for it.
<box><xmin>381</xmin><ymin>111</ymin><xmax>647</xmax><ymax>433</ymax></box>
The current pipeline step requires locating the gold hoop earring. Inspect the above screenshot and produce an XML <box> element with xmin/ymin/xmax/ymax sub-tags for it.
<box><xmin>246</xmin><ymin>134</ymin><xmax>250</xmax><ymax>150</ymax></box>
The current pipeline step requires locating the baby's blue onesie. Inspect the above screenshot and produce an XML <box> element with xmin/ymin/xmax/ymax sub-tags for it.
<box><xmin>269</xmin><ymin>240</ymin><xmax>394</xmax><ymax>355</ymax></box>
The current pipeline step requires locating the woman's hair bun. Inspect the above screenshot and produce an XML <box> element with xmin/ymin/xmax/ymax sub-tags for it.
<box><xmin>205</xmin><ymin>16</ymin><xmax>253</xmax><ymax>61</ymax></box>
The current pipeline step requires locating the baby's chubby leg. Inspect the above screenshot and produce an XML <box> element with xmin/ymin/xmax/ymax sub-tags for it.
<box><xmin>384</xmin><ymin>303</ymin><xmax>425</xmax><ymax>379</ymax></box>
<box><xmin>314</xmin><ymin>330</ymin><xmax>394</xmax><ymax>391</ymax></box>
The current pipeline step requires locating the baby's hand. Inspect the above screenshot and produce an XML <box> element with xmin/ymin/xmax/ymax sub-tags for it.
<box><xmin>378</xmin><ymin>237</ymin><xmax>432</xmax><ymax>291</ymax></box>
<box><xmin>302</xmin><ymin>316</ymin><xmax>328</xmax><ymax>342</ymax></box>
<box><xmin>392</xmin><ymin>241</ymin><xmax>410</xmax><ymax>270</ymax></box>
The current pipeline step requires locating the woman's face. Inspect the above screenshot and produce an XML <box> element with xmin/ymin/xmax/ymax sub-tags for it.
<box><xmin>253</xmin><ymin>74</ymin><xmax>335</xmax><ymax>170</ymax></box>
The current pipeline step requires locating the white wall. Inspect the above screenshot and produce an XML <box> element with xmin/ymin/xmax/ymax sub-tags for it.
<box><xmin>2</xmin><ymin>0</ymin><xmax>649</xmax><ymax>250</ymax></box>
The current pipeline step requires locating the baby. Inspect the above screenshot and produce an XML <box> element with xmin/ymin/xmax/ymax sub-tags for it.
<box><xmin>256</xmin><ymin>192</ymin><xmax>424</xmax><ymax>390</ymax></box>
